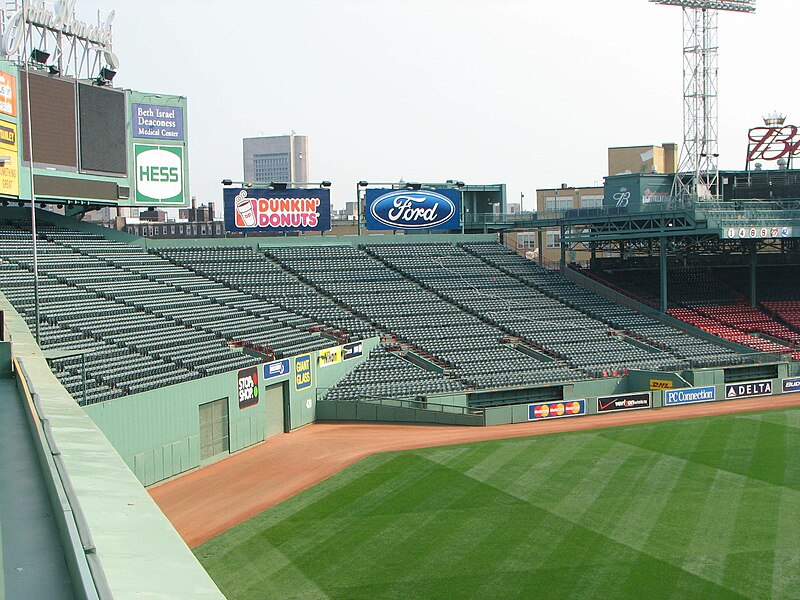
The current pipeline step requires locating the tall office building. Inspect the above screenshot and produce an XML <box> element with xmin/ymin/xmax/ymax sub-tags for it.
<box><xmin>243</xmin><ymin>134</ymin><xmax>308</xmax><ymax>184</ymax></box>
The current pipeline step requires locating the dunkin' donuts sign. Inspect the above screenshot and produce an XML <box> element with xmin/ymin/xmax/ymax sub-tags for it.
<box><xmin>223</xmin><ymin>187</ymin><xmax>331</xmax><ymax>233</ymax></box>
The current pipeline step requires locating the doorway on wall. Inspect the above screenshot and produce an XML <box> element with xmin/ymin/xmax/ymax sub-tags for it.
<box><xmin>199</xmin><ymin>397</ymin><xmax>230</xmax><ymax>461</ymax></box>
<box><xmin>264</xmin><ymin>380</ymin><xmax>291</xmax><ymax>438</ymax></box>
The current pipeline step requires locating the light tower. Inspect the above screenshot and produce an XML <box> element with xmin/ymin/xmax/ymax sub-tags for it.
<box><xmin>650</xmin><ymin>0</ymin><xmax>756</xmax><ymax>202</ymax></box>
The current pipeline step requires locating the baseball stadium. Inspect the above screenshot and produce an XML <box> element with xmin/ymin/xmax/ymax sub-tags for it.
<box><xmin>1</xmin><ymin>0</ymin><xmax>799</xmax><ymax>599</ymax></box>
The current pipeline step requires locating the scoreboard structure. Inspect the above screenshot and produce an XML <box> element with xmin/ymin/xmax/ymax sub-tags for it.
<box><xmin>0</xmin><ymin>59</ymin><xmax>190</xmax><ymax>210</ymax></box>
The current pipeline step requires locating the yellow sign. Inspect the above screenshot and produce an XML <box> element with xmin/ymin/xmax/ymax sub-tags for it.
<box><xmin>317</xmin><ymin>346</ymin><xmax>342</xmax><ymax>368</ymax></box>
<box><xmin>0</xmin><ymin>120</ymin><xmax>18</xmax><ymax>197</ymax></box>
<box><xmin>650</xmin><ymin>379</ymin><xmax>674</xmax><ymax>390</ymax></box>
<box><xmin>0</xmin><ymin>120</ymin><xmax>17</xmax><ymax>151</ymax></box>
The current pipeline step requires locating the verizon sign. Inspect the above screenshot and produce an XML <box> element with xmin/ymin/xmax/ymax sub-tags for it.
<box><xmin>747</xmin><ymin>126</ymin><xmax>800</xmax><ymax>162</ymax></box>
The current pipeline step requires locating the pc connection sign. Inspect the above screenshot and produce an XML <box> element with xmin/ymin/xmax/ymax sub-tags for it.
<box><xmin>664</xmin><ymin>386</ymin><xmax>716</xmax><ymax>407</ymax></box>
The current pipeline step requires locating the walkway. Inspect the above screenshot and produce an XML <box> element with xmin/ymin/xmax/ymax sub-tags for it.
<box><xmin>0</xmin><ymin>376</ymin><xmax>74</xmax><ymax>599</ymax></box>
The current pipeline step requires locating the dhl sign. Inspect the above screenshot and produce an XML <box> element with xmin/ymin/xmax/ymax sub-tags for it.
<box><xmin>649</xmin><ymin>379</ymin><xmax>674</xmax><ymax>391</ymax></box>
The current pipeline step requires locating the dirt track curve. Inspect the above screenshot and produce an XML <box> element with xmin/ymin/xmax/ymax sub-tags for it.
<box><xmin>149</xmin><ymin>394</ymin><xmax>800</xmax><ymax>548</ymax></box>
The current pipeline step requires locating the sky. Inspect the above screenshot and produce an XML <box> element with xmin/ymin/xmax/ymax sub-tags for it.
<box><xmin>82</xmin><ymin>0</ymin><xmax>798</xmax><ymax>210</ymax></box>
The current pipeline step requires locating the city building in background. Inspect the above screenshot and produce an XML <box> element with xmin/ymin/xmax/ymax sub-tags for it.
<box><xmin>534</xmin><ymin>183</ymin><xmax>605</xmax><ymax>264</ymax></box>
<box><xmin>243</xmin><ymin>133</ymin><xmax>308</xmax><ymax>184</ymax></box>
<box><xmin>608</xmin><ymin>143</ymin><xmax>678</xmax><ymax>176</ymax></box>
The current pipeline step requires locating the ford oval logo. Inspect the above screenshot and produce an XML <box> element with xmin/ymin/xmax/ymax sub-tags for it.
<box><xmin>368</xmin><ymin>190</ymin><xmax>458</xmax><ymax>230</ymax></box>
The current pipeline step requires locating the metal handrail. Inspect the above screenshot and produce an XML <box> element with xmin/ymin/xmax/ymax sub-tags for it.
<box><xmin>316</xmin><ymin>389</ymin><xmax>483</xmax><ymax>416</ymax></box>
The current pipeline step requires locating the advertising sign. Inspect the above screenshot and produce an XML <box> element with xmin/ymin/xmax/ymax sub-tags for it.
<box><xmin>747</xmin><ymin>125</ymin><xmax>800</xmax><ymax>163</ymax></box>
<box><xmin>237</xmin><ymin>366</ymin><xmax>259</xmax><ymax>409</ymax></box>
<box><xmin>725</xmin><ymin>380</ymin><xmax>773</xmax><ymax>400</ymax></box>
<box><xmin>664</xmin><ymin>386</ymin><xmax>716</xmax><ymax>407</ymax></box>
<box><xmin>294</xmin><ymin>354</ymin><xmax>312</xmax><ymax>390</ymax></box>
<box><xmin>342</xmin><ymin>342</ymin><xmax>363</xmax><ymax>361</ymax></box>
<box><xmin>132</xmin><ymin>103</ymin><xmax>184</xmax><ymax>141</ymax></box>
<box><xmin>597</xmin><ymin>392</ymin><xmax>651</xmax><ymax>413</ymax></box>
<box><xmin>0</xmin><ymin>71</ymin><xmax>16</xmax><ymax>116</ymax></box>
<box><xmin>649</xmin><ymin>379</ymin><xmax>674</xmax><ymax>391</ymax></box>
<box><xmin>318</xmin><ymin>346</ymin><xmax>342</xmax><ymax>368</ymax></box>
<box><xmin>782</xmin><ymin>377</ymin><xmax>800</xmax><ymax>394</ymax></box>
<box><xmin>134</xmin><ymin>144</ymin><xmax>185</xmax><ymax>204</ymax></box>
<box><xmin>365</xmin><ymin>188</ymin><xmax>460</xmax><ymax>231</ymax></box>
<box><xmin>263</xmin><ymin>358</ymin><xmax>290</xmax><ymax>380</ymax></box>
<box><xmin>528</xmin><ymin>400</ymin><xmax>586</xmax><ymax>421</ymax></box>
<box><xmin>224</xmin><ymin>188</ymin><xmax>331</xmax><ymax>233</ymax></box>
<box><xmin>0</xmin><ymin>120</ymin><xmax>18</xmax><ymax>197</ymax></box>
<box><xmin>723</xmin><ymin>226</ymin><xmax>792</xmax><ymax>239</ymax></box>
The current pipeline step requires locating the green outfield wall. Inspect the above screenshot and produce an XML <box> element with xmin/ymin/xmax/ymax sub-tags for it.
<box><xmin>84</xmin><ymin>337</ymin><xmax>380</xmax><ymax>486</ymax></box>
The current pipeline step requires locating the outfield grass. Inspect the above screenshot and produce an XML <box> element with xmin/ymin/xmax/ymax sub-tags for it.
<box><xmin>196</xmin><ymin>408</ymin><xmax>800</xmax><ymax>599</ymax></box>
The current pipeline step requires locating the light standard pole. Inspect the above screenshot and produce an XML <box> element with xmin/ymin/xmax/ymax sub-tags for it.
<box><xmin>21</xmin><ymin>1</ymin><xmax>41</xmax><ymax>344</ymax></box>
<box><xmin>356</xmin><ymin>181</ymin><xmax>367</xmax><ymax>236</ymax></box>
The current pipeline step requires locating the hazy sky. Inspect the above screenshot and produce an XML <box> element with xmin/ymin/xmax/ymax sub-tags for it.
<box><xmin>85</xmin><ymin>0</ymin><xmax>797</xmax><ymax>209</ymax></box>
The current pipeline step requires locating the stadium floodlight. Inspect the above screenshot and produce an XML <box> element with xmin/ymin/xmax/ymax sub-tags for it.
<box><xmin>0</xmin><ymin>155</ymin><xmax>10</xmax><ymax>165</ymax></box>
<box><xmin>320</xmin><ymin>180</ymin><xmax>332</xmax><ymax>188</ymax></box>
<box><xmin>651</xmin><ymin>0</ymin><xmax>756</xmax><ymax>201</ymax></box>
<box><xmin>221</xmin><ymin>179</ymin><xmax>233</xmax><ymax>186</ymax></box>
<box><xmin>270</xmin><ymin>182</ymin><xmax>289</xmax><ymax>190</ymax></box>
<box><xmin>405</xmin><ymin>183</ymin><xmax>423</xmax><ymax>191</ymax></box>
<box><xmin>649</xmin><ymin>0</ymin><xmax>755</xmax><ymax>11</ymax></box>
<box><xmin>100</xmin><ymin>66</ymin><xmax>116</xmax><ymax>80</ymax></box>
<box><xmin>356</xmin><ymin>181</ymin><xmax>369</xmax><ymax>236</ymax></box>
<box><xmin>48</xmin><ymin>65</ymin><xmax>60</xmax><ymax>75</ymax></box>
<box><xmin>29</xmin><ymin>48</ymin><xmax>50</xmax><ymax>64</ymax></box>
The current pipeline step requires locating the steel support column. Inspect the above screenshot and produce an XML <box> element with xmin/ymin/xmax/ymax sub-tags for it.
<box><xmin>660</xmin><ymin>237</ymin><xmax>668</xmax><ymax>313</ymax></box>
<box><xmin>749</xmin><ymin>241</ymin><xmax>757</xmax><ymax>308</ymax></box>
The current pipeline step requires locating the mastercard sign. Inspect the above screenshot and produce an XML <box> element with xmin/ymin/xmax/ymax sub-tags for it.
<box><xmin>528</xmin><ymin>399</ymin><xmax>586</xmax><ymax>421</ymax></box>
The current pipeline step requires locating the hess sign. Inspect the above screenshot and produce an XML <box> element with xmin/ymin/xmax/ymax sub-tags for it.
<box><xmin>747</xmin><ymin>125</ymin><xmax>800</xmax><ymax>162</ymax></box>
<box><xmin>365</xmin><ymin>189</ymin><xmax>460</xmax><ymax>231</ymax></box>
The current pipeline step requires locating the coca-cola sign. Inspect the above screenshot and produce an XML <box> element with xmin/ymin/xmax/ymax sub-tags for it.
<box><xmin>747</xmin><ymin>125</ymin><xmax>800</xmax><ymax>162</ymax></box>
<box><xmin>365</xmin><ymin>189</ymin><xmax>460</xmax><ymax>231</ymax></box>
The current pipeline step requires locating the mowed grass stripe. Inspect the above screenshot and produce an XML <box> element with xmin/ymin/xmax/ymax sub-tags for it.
<box><xmin>197</xmin><ymin>408</ymin><xmax>800</xmax><ymax>599</ymax></box>
<box><xmin>599</xmin><ymin>413</ymin><xmax>800</xmax><ymax>491</ymax></box>
<box><xmin>435</xmin><ymin>431</ymin><xmax>748</xmax><ymax>597</ymax></box>
<box><xmin>593</xmin><ymin>413</ymin><xmax>797</xmax><ymax>597</ymax></box>
<box><xmin>771</xmin><ymin>440</ymin><xmax>800</xmax><ymax>599</ymax></box>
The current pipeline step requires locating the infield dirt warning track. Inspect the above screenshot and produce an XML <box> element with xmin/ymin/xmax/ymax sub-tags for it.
<box><xmin>149</xmin><ymin>394</ymin><xmax>800</xmax><ymax>548</ymax></box>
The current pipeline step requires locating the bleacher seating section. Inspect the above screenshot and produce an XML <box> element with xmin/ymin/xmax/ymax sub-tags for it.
<box><xmin>590</xmin><ymin>263</ymin><xmax>800</xmax><ymax>360</ymax></box>
<box><xmin>0</xmin><ymin>217</ymin><xmax>751</xmax><ymax>406</ymax></box>
<box><xmin>0</xmin><ymin>221</ymin><xmax>335</xmax><ymax>404</ymax></box>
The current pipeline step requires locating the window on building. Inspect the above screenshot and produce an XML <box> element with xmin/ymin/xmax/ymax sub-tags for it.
<box><xmin>544</xmin><ymin>196</ymin><xmax>573</xmax><ymax>211</ymax></box>
<box><xmin>200</xmin><ymin>226</ymin><xmax>207</xmax><ymax>235</ymax></box>
<box><xmin>580</xmin><ymin>195</ymin><xmax>604</xmax><ymax>208</ymax></box>
<box><xmin>546</xmin><ymin>230</ymin><xmax>561</xmax><ymax>248</ymax></box>
<box><xmin>179</xmin><ymin>225</ymin><xmax>184</xmax><ymax>235</ymax></box>
<box><xmin>215</xmin><ymin>224</ymin><xmax>222</xmax><ymax>234</ymax></box>
<box><xmin>253</xmin><ymin>152</ymin><xmax>290</xmax><ymax>182</ymax></box>
<box><xmin>516</xmin><ymin>232</ymin><xmax>536</xmax><ymax>248</ymax></box>
<box><xmin>170</xmin><ymin>226</ymin><xmax>176</xmax><ymax>235</ymax></box>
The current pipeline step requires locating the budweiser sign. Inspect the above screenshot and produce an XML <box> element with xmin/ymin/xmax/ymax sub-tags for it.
<box><xmin>747</xmin><ymin>125</ymin><xmax>800</xmax><ymax>162</ymax></box>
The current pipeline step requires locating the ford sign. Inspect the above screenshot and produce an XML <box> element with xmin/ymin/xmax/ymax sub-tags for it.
<box><xmin>365</xmin><ymin>188</ymin><xmax>460</xmax><ymax>231</ymax></box>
